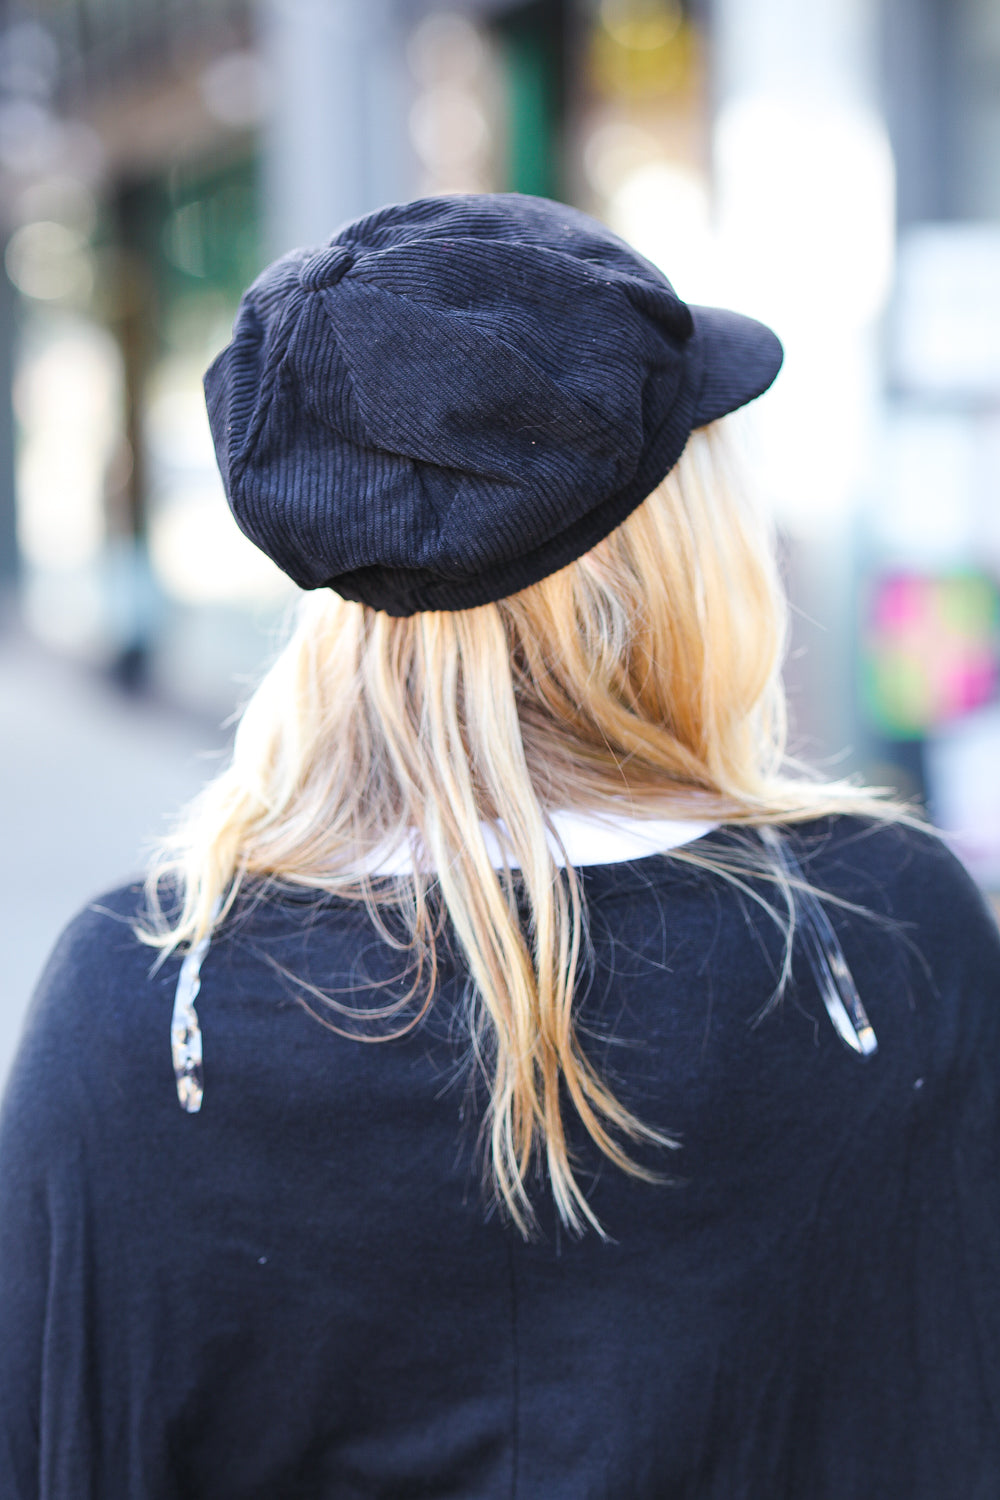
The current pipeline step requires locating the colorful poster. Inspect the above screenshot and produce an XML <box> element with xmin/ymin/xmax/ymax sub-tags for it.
<box><xmin>861</xmin><ymin>572</ymin><xmax>1000</xmax><ymax>738</ymax></box>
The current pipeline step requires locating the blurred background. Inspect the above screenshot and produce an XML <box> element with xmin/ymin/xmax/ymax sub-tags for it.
<box><xmin>1</xmin><ymin>0</ymin><xmax>999</xmax><ymax>1080</ymax></box>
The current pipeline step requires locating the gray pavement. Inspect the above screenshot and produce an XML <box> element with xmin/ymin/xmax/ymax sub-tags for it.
<box><xmin>0</xmin><ymin>628</ymin><xmax>230</xmax><ymax>1087</ymax></box>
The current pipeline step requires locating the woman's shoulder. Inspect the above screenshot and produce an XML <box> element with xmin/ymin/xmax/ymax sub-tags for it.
<box><xmin>781</xmin><ymin>814</ymin><xmax>1000</xmax><ymax>1064</ymax></box>
<box><xmin>2</xmin><ymin>885</ymin><xmax>181</xmax><ymax>1148</ymax></box>
<box><xmin>784</xmin><ymin>812</ymin><xmax>997</xmax><ymax>936</ymax></box>
<box><xmin>27</xmin><ymin>882</ymin><xmax>172</xmax><ymax>1032</ymax></box>
<box><xmin>3</xmin><ymin>881</ymin><xmax>394</xmax><ymax>1145</ymax></box>
<box><xmin>41</xmin><ymin>879</ymin><xmax>157</xmax><ymax>969</ymax></box>
<box><xmin>604</xmin><ymin>811</ymin><xmax>997</xmax><ymax>953</ymax></box>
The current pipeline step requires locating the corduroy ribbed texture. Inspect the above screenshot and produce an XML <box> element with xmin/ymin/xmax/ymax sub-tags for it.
<box><xmin>204</xmin><ymin>193</ymin><xmax>783</xmax><ymax>615</ymax></box>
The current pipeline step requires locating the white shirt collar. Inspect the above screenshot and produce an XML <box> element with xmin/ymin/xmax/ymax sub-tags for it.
<box><xmin>369</xmin><ymin>810</ymin><xmax>717</xmax><ymax>875</ymax></box>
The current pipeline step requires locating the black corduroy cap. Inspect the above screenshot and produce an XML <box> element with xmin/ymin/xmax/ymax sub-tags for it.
<box><xmin>205</xmin><ymin>193</ymin><xmax>782</xmax><ymax>616</ymax></box>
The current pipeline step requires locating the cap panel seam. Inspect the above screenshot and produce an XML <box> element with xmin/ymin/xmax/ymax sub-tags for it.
<box><xmin>343</xmin><ymin>233</ymin><xmax>675</xmax><ymax>298</ymax></box>
<box><xmin>316</xmin><ymin>278</ymin><xmax>655</xmax><ymax>460</ymax></box>
<box><xmin>227</xmin><ymin>292</ymin><xmax>312</xmax><ymax>495</ymax></box>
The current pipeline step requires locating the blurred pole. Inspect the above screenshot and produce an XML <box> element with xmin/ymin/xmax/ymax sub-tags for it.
<box><xmin>881</xmin><ymin>0</ymin><xmax>951</xmax><ymax>226</ymax></box>
<box><xmin>257</xmin><ymin>0</ymin><xmax>414</xmax><ymax>258</ymax></box>
<box><xmin>105</xmin><ymin>180</ymin><xmax>160</xmax><ymax>691</ymax></box>
<box><xmin>709</xmin><ymin>0</ymin><xmax>890</xmax><ymax>772</ymax></box>
<box><xmin>494</xmin><ymin>0</ymin><xmax>568</xmax><ymax>199</ymax></box>
<box><xmin>0</xmin><ymin>248</ymin><xmax>18</xmax><ymax>604</ymax></box>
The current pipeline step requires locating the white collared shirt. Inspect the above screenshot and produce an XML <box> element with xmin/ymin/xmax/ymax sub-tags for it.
<box><xmin>369</xmin><ymin>810</ymin><xmax>717</xmax><ymax>876</ymax></box>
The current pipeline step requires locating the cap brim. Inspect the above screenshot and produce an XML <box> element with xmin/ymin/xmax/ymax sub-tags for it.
<box><xmin>688</xmin><ymin>305</ymin><xmax>784</xmax><ymax>427</ymax></box>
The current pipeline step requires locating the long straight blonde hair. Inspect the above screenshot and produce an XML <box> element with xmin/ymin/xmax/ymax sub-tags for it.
<box><xmin>145</xmin><ymin>417</ymin><xmax>892</xmax><ymax>1235</ymax></box>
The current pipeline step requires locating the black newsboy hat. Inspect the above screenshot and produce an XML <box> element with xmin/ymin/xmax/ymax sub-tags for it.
<box><xmin>205</xmin><ymin>192</ymin><xmax>782</xmax><ymax>616</ymax></box>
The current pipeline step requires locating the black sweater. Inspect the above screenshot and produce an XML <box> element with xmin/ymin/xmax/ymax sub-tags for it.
<box><xmin>2</xmin><ymin>817</ymin><xmax>1000</xmax><ymax>1499</ymax></box>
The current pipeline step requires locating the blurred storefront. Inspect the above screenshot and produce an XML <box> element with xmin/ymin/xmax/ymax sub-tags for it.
<box><xmin>0</xmin><ymin>0</ymin><xmax>998</xmax><ymax>884</ymax></box>
<box><xmin>1</xmin><ymin>0</ymin><xmax>280</xmax><ymax>711</ymax></box>
<box><xmin>872</xmin><ymin>0</ymin><xmax>1000</xmax><ymax>885</ymax></box>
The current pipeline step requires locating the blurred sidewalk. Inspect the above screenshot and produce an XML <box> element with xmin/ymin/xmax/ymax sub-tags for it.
<box><xmin>0</xmin><ymin>627</ymin><xmax>229</xmax><ymax>1087</ymax></box>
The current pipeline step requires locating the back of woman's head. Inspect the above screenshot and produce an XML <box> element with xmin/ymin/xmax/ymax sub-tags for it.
<box><xmin>147</xmin><ymin>415</ymin><xmax>885</xmax><ymax>1236</ymax></box>
<box><xmin>214</xmin><ymin>418</ymin><xmax>785</xmax><ymax>869</ymax></box>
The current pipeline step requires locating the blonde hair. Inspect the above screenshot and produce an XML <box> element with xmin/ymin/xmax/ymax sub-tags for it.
<box><xmin>144</xmin><ymin>418</ymin><xmax>892</xmax><ymax>1235</ymax></box>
